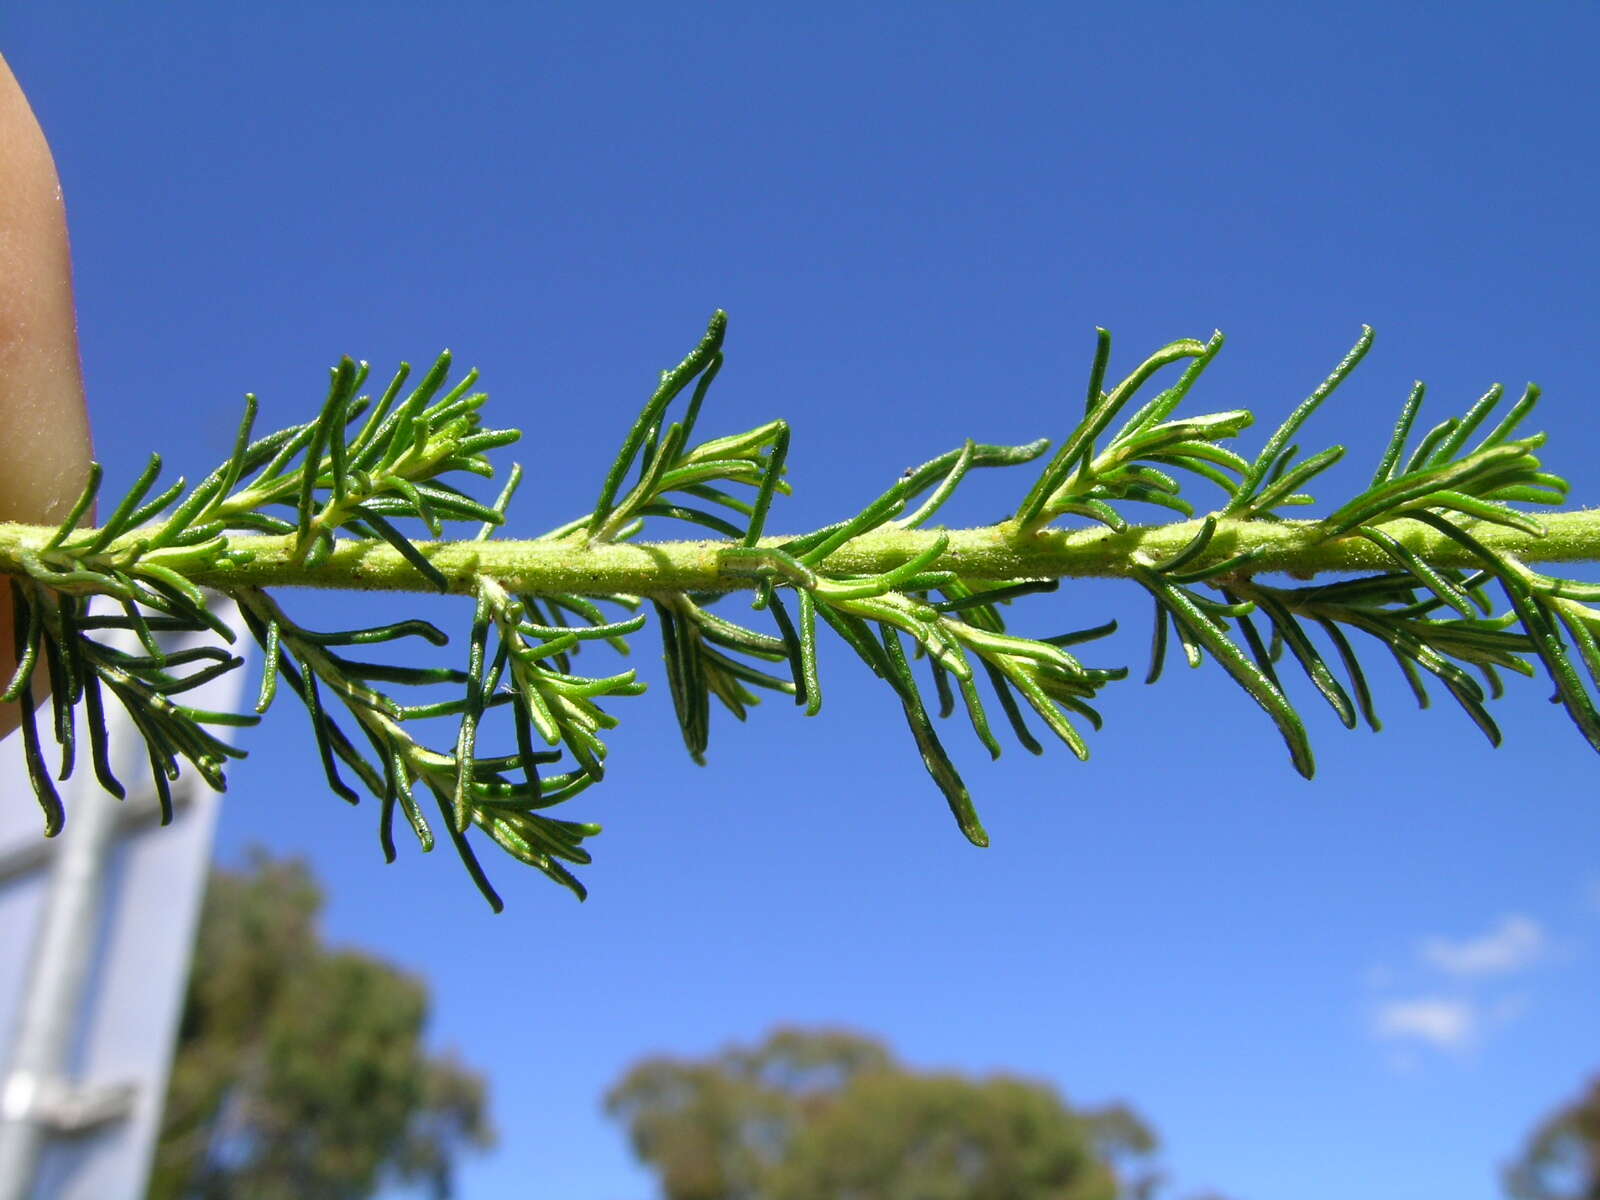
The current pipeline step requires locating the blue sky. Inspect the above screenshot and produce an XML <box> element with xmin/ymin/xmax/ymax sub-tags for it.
<box><xmin>6</xmin><ymin>4</ymin><xmax>1600</xmax><ymax>1198</ymax></box>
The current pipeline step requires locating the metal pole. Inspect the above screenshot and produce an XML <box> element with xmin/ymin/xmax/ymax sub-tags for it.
<box><xmin>0</xmin><ymin>596</ymin><xmax>242</xmax><ymax>1200</ymax></box>
<box><xmin>0</xmin><ymin>766</ymin><xmax>125</xmax><ymax>1200</ymax></box>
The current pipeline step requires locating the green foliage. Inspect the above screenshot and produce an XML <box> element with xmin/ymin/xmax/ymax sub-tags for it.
<box><xmin>149</xmin><ymin>851</ymin><xmax>493</xmax><ymax>1200</ymax></box>
<box><xmin>605</xmin><ymin>1028</ymin><xmax>1161</xmax><ymax>1200</ymax></box>
<box><xmin>1505</xmin><ymin>1074</ymin><xmax>1600</xmax><ymax>1200</ymax></box>
<box><xmin>3</xmin><ymin>314</ymin><xmax>1599</xmax><ymax>907</ymax></box>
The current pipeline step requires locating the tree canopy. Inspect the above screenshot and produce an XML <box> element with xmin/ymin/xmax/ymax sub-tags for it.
<box><xmin>605</xmin><ymin>1027</ymin><xmax>1166</xmax><ymax>1200</ymax></box>
<box><xmin>1506</xmin><ymin>1075</ymin><xmax>1600</xmax><ymax>1200</ymax></box>
<box><xmin>149</xmin><ymin>852</ymin><xmax>493</xmax><ymax>1200</ymax></box>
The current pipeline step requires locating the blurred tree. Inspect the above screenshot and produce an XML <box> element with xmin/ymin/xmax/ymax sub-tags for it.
<box><xmin>148</xmin><ymin>851</ymin><xmax>494</xmax><ymax>1200</ymax></box>
<box><xmin>1506</xmin><ymin>1075</ymin><xmax>1600</xmax><ymax>1200</ymax></box>
<box><xmin>605</xmin><ymin>1027</ymin><xmax>1165</xmax><ymax>1200</ymax></box>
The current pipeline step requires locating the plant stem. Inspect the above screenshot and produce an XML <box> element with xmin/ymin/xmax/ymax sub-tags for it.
<box><xmin>3</xmin><ymin>511</ymin><xmax>1600</xmax><ymax>599</ymax></box>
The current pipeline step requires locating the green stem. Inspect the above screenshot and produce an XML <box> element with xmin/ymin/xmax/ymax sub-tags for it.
<box><xmin>3</xmin><ymin>511</ymin><xmax>1600</xmax><ymax>599</ymax></box>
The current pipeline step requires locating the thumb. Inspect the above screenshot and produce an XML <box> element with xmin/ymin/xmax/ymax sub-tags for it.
<box><xmin>0</xmin><ymin>52</ymin><xmax>94</xmax><ymax>738</ymax></box>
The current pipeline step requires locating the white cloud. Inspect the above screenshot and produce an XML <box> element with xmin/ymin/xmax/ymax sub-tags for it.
<box><xmin>1373</xmin><ymin>998</ymin><xmax>1477</xmax><ymax>1049</ymax></box>
<box><xmin>1419</xmin><ymin>915</ymin><xmax>1546</xmax><ymax>976</ymax></box>
<box><xmin>1364</xmin><ymin>911</ymin><xmax>1563</xmax><ymax>1064</ymax></box>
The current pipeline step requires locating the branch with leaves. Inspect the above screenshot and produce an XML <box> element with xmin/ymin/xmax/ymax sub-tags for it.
<box><xmin>3</xmin><ymin>314</ymin><xmax>1597</xmax><ymax>909</ymax></box>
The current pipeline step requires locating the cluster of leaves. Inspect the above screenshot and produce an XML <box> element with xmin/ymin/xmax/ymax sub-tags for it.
<box><xmin>151</xmin><ymin>851</ymin><xmax>492</xmax><ymax>1200</ymax></box>
<box><xmin>1505</xmin><ymin>1071</ymin><xmax>1600</xmax><ymax>1200</ymax></box>
<box><xmin>4</xmin><ymin>312</ymin><xmax>1599</xmax><ymax>907</ymax></box>
<box><xmin>1123</xmin><ymin>336</ymin><xmax>1583</xmax><ymax>779</ymax></box>
<box><xmin>605</xmin><ymin>1027</ymin><xmax>1164</xmax><ymax>1200</ymax></box>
